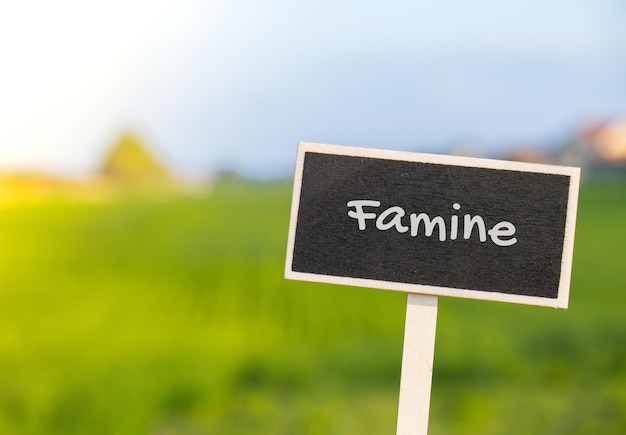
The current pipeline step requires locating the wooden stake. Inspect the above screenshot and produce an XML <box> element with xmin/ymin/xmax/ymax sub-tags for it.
<box><xmin>396</xmin><ymin>293</ymin><xmax>438</xmax><ymax>435</ymax></box>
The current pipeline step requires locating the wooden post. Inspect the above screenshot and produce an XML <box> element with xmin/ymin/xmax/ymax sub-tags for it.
<box><xmin>396</xmin><ymin>293</ymin><xmax>438</xmax><ymax>435</ymax></box>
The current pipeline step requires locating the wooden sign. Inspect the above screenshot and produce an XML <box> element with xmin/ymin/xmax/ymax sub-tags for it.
<box><xmin>285</xmin><ymin>141</ymin><xmax>580</xmax><ymax>434</ymax></box>
<box><xmin>285</xmin><ymin>142</ymin><xmax>580</xmax><ymax>308</ymax></box>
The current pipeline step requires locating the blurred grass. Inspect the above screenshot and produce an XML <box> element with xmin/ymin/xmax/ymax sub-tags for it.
<box><xmin>0</xmin><ymin>181</ymin><xmax>624</xmax><ymax>434</ymax></box>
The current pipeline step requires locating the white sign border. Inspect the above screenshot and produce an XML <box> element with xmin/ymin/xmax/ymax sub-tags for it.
<box><xmin>285</xmin><ymin>142</ymin><xmax>580</xmax><ymax>308</ymax></box>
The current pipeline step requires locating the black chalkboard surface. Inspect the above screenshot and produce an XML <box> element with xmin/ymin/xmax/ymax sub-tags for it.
<box><xmin>285</xmin><ymin>142</ymin><xmax>580</xmax><ymax>308</ymax></box>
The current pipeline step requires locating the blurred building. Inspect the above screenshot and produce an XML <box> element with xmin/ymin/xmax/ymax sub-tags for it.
<box><xmin>555</xmin><ymin>116</ymin><xmax>626</xmax><ymax>177</ymax></box>
<box><xmin>503</xmin><ymin>116</ymin><xmax>626</xmax><ymax>179</ymax></box>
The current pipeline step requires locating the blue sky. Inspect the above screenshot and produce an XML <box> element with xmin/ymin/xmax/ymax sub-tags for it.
<box><xmin>1</xmin><ymin>0</ymin><xmax>625</xmax><ymax>177</ymax></box>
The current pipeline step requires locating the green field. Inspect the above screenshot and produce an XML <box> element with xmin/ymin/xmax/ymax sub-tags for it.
<box><xmin>0</xmin><ymin>181</ymin><xmax>624</xmax><ymax>434</ymax></box>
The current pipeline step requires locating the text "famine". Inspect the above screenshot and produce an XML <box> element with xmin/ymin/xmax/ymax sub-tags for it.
<box><xmin>347</xmin><ymin>200</ymin><xmax>517</xmax><ymax>247</ymax></box>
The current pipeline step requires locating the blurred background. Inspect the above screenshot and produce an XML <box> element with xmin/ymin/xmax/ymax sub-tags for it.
<box><xmin>0</xmin><ymin>0</ymin><xmax>625</xmax><ymax>433</ymax></box>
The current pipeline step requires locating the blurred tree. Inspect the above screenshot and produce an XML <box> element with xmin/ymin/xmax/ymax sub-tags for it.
<box><xmin>101</xmin><ymin>132</ymin><xmax>171</xmax><ymax>183</ymax></box>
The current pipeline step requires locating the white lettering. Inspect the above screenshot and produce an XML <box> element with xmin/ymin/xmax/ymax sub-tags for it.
<box><xmin>410</xmin><ymin>213</ymin><xmax>446</xmax><ymax>241</ymax></box>
<box><xmin>450</xmin><ymin>203</ymin><xmax>461</xmax><ymax>240</ymax></box>
<box><xmin>376</xmin><ymin>206</ymin><xmax>409</xmax><ymax>233</ymax></box>
<box><xmin>464</xmin><ymin>214</ymin><xmax>487</xmax><ymax>242</ymax></box>
<box><xmin>488</xmin><ymin>221</ymin><xmax>518</xmax><ymax>246</ymax></box>
<box><xmin>346</xmin><ymin>201</ymin><xmax>516</xmax><ymax>246</ymax></box>
<box><xmin>347</xmin><ymin>200</ymin><xmax>380</xmax><ymax>230</ymax></box>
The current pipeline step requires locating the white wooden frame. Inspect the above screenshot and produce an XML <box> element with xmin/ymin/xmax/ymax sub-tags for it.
<box><xmin>285</xmin><ymin>141</ymin><xmax>580</xmax><ymax>308</ymax></box>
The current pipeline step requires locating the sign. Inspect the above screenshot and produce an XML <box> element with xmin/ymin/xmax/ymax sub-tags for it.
<box><xmin>285</xmin><ymin>142</ymin><xmax>580</xmax><ymax>308</ymax></box>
